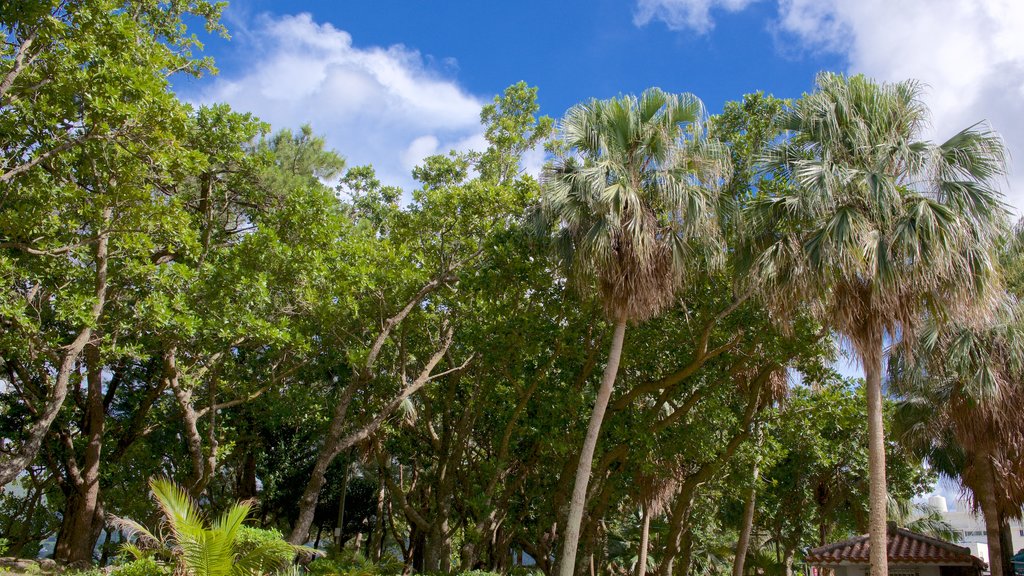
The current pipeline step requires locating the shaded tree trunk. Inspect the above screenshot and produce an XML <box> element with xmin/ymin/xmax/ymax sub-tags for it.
<box><xmin>862</xmin><ymin>329</ymin><xmax>889</xmax><ymax>576</ymax></box>
<box><xmin>423</xmin><ymin>516</ymin><xmax>451</xmax><ymax>573</ymax></box>
<box><xmin>558</xmin><ymin>316</ymin><xmax>628</xmax><ymax>576</ymax></box>
<box><xmin>998</xmin><ymin>516</ymin><xmax>1014</xmax><ymax>576</ymax></box>
<box><xmin>659</xmin><ymin>491</ymin><xmax>695</xmax><ymax>576</ymax></box>
<box><xmin>733</xmin><ymin>458</ymin><xmax>760</xmax><ymax>576</ymax></box>
<box><xmin>978</xmin><ymin>456</ymin><xmax>1005</xmax><ymax>576</ymax></box>
<box><xmin>369</xmin><ymin>475</ymin><xmax>386</xmax><ymax>561</ymax></box>
<box><xmin>783</xmin><ymin>547</ymin><xmax>795</xmax><ymax>576</ymax></box>
<box><xmin>54</xmin><ymin>342</ymin><xmax>106</xmax><ymax>565</ymax></box>
<box><xmin>335</xmin><ymin>455</ymin><xmax>351</xmax><ymax>548</ymax></box>
<box><xmin>237</xmin><ymin>449</ymin><xmax>258</xmax><ymax>500</ymax></box>
<box><xmin>677</xmin><ymin>528</ymin><xmax>694</xmax><ymax>576</ymax></box>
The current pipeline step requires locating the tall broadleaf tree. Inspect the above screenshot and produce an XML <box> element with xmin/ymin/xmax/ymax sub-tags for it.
<box><xmin>539</xmin><ymin>88</ymin><xmax>729</xmax><ymax>576</ymax></box>
<box><xmin>749</xmin><ymin>73</ymin><xmax>1009</xmax><ymax>576</ymax></box>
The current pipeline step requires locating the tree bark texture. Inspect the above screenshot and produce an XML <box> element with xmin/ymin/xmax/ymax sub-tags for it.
<box><xmin>557</xmin><ymin>317</ymin><xmax>628</xmax><ymax>576</ymax></box>
<box><xmin>733</xmin><ymin>457</ymin><xmax>760</xmax><ymax>576</ymax></box>
<box><xmin>863</xmin><ymin>329</ymin><xmax>890</xmax><ymax>576</ymax></box>
<box><xmin>54</xmin><ymin>343</ymin><xmax>106</xmax><ymax>565</ymax></box>
<box><xmin>637</xmin><ymin>503</ymin><xmax>651</xmax><ymax>576</ymax></box>
<box><xmin>979</xmin><ymin>455</ymin><xmax>1005</xmax><ymax>576</ymax></box>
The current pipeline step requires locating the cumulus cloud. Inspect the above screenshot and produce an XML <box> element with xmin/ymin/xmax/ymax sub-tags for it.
<box><xmin>192</xmin><ymin>13</ymin><xmax>488</xmax><ymax>190</ymax></box>
<box><xmin>637</xmin><ymin>0</ymin><xmax>1024</xmax><ymax>214</ymax></box>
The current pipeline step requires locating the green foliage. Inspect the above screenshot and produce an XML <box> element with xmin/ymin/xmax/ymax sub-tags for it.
<box><xmin>63</xmin><ymin>570</ymin><xmax>106</xmax><ymax>576</ymax></box>
<box><xmin>540</xmin><ymin>87</ymin><xmax>730</xmax><ymax>321</ymax></box>
<box><xmin>307</xmin><ymin>552</ymin><xmax>402</xmax><ymax>576</ymax></box>
<box><xmin>110</xmin><ymin>558</ymin><xmax>173</xmax><ymax>576</ymax></box>
<box><xmin>477</xmin><ymin>81</ymin><xmax>554</xmax><ymax>184</ymax></box>
<box><xmin>0</xmin><ymin>10</ymin><xmax>967</xmax><ymax>571</ymax></box>
<box><xmin>757</xmin><ymin>380</ymin><xmax>934</xmax><ymax>552</ymax></box>
<box><xmin>236</xmin><ymin>527</ymin><xmax>296</xmax><ymax>571</ymax></box>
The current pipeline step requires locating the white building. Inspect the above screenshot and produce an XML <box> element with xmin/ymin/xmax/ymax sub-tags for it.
<box><xmin>928</xmin><ymin>495</ymin><xmax>1024</xmax><ymax>565</ymax></box>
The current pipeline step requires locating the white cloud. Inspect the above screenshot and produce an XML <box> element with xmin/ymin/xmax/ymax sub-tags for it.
<box><xmin>637</xmin><ymin>0</ymin><xmax>1024</xmax><ymax>215</ymax></box>
<box><xmin>193</xmin><ymin>13</ymin><xmax>488</xmax><ymax>190</ymax></box>
<box><xmin>401</xmin><ymin>135</ymin><xmax>440</xmax><ymax>171</ymax></box>
<box><xmin>634</xmin><ymin>0</ymin><xmax>761</xmax><ymax>33</ymax></box>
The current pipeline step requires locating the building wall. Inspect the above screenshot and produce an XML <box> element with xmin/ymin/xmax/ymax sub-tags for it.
<box><xmin>829</xmin><ymin>564</ymin><xmax>942</xmax><ymax>576</ymax></box>
<box><xmin>929</xmin><ymin>496</ymin><xmax>1024</xmax><ymax>561</ymax></box>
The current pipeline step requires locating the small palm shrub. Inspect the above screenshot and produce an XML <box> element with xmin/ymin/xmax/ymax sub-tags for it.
<box><xmin>114</xmin><ymin>478</ymin><xmax>313</xmax><ymax>576</ymax></box>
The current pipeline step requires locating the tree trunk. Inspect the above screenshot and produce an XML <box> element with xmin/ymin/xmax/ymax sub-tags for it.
<box><xmin>733</xmin><ymin>458</ymin><xmax>760</xmax><ymax>576</ymax></box>
<box><xmin>782</xmin><ymin>547</ymin><xmax>795</xmax><ymax>576</ymax></box>
<box><xmin>289</xmin><ymin>325</ymin><xmax>455</xmax><ymax>545</ymax></box>
<box><xmin>658</xmin><ymin>490</ymin><xmax>695</xmax><ymax>576</ymax></box>
<box><xmin>335</xmin><ymin>456</ymin><xmax>351</xmax><ymax>548</ymax></box>
<box><xmin>54</xmin><ymin>343</ymin><xmax>106</xmax><ymax>565</ymax></box>
<box><xmin>677</xmin><ymin>528</ymin><xmax>694</xmax><ymax>576</ymax></box>
<box><xmin>237</xmin><ymin>449</ymin><xmax>258</xmax><ymax>500</ymax></box>
<box><xmin>998</xmin><ymin>515</ymin><xmax>1014</xmax><ymax>576</ymax></box>
<box><xmin>424</xmin><ymin>516</ymin><xmax>451</xmax><ymax>573</ymax></box>
<box><xmin>979</xmin><ymin>458</ymin><xmax>1005</xmax><ymax>576</ymax></box>
<box><xmin>370</xmin><ymin>476</ymin><xmax>386</xmax><ymax>561</ymax></box>
<box><xmin>557</xmin><ymin>317</ymin><xmax>627</xmax><ymax>576</ymax></box>
<box><xmin>637</xmin><ymin>503</ymin><xmax>652</xmax><ymax>576</ymax></box>
<box><xmin>0</xmin><ymin>210</ymin><xmax>110</xmax><ymax>488</ymax></box>
<box><xmin>863</xmin><ymin>335</ymin><xmax>889</xmax><ymax>576</ymax></box>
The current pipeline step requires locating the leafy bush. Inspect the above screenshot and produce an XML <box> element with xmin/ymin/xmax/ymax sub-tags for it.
<box><xmin>236</xmin><ymin>526</ymin><xmax>296</xmax><ymax>570</ymax></box>
<box><xmin>507</xmin><ymin>569</ymin><xmax>545</xmax><ymax>576</ymax></box>
<box><xmin>64</xmin><ymin>569</ymin><xmax>106</xmax><ymax>576</ymax></box>
<box><xmin>0</xmin><ymin>537</ymin><xmax>8</xmax><ymax>555</ymax></box>
<box><xmin>307</xmin><ymin>551</ymin><xmax>403</xmax><ymax>576</ymax></box>
<box><xmin>110</xmin><ymin>557</ymin><xmax>172</xmax><ymax>576</ymax></box>
<box><xmin>307</xmin><ymin>557</ymin><xmax>377</xmax><ymax>576</ymax></box>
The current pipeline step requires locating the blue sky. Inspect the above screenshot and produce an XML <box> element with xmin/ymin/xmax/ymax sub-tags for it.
<box><xmin>178</xmin><ymin>0</ymin><xmax>1024</xmax><ymax>217</ymax></box>
<box><xmin>175</xmin><ymin>0</ymin><xmax>1024</xmax><ymax>508</ymax></box>
<box><xmin>188</xmin><ymin>0</ymin><xmax>839</xmax><ymax>117</ymax></box>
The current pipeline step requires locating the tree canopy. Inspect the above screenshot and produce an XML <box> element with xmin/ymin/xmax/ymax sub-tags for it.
<box><xmin>1</xmin><ymin>6</ymin><xmax>1019</xmax><ymax>576</ymax></box>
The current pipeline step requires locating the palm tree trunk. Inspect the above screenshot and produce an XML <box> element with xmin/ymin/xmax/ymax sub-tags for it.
<box><xmin>864</xmin><ymin>337</ymin><xmax>889</xmax><ymax>576</ymax></box>
<box><xmin>733</xmin><ymin>458</ymin><xmax>760</xmax><ymax>576</ymax></box>
<box><xmin>558</xmin><ymin>316</ymin><xmax>628</xmax><ymax>576</ymax></box>
<box><xmin>979</xmin><ymin>455</ymin><xmax>1005</xmax><ymax>576</ymax></box>
<box><xmin>637</xmin><ymin>502</ymin><xmax>651</xmax><ymax>576</ymax></box>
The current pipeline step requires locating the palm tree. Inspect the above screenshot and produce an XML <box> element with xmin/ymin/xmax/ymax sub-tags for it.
<box><xmin>750</xmin><ymin>72</ymin><xmax>1008</xmax><ymax>576</ymax></box>
<box><xmin>885</xmin><ymin>495</ymin><xmax>959</xmax><ymax>542</ymax></box>
<box><xmin>540</xmin><ymin>88</ymin><xmax>729</xmax><ymax>576</ymax></box>
<box><xmin>114</xmin><ymin>478</ymin><xmax>309</xmax><ymax>576</ymax></box>
<box><xmin>890</xmin><ymin>306</ymin><xmax>1024</xmax><ymax>576</ymax></box>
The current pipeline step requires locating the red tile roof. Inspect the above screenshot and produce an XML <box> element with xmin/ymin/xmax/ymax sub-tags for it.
<box><xmin>806</xmin><ymin>526</ymin><xmax>986</xmax><ymax>568</ymax></box>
